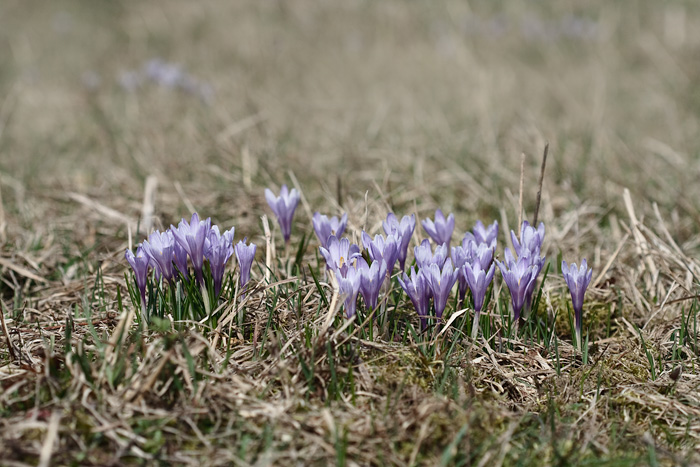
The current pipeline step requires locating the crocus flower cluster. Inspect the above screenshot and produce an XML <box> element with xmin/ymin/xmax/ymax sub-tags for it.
<box><xmin>319</xmin><ymin>212</ymin><xmax>416</xmax><ymax>318</ymax></box>
<box><xmin>399</xmin><ymin>218</ymin><xmax>498</xmax><ymax>333</ymax></box>
<box><xmin>497</xmin><ymin>221</ymin><xmax>546</xmax><ymax>323</ymax></box>
<box><xmin>125</xmin><ymin>213</ymin><xmax>258</xmax><ymax>317</ymax></box>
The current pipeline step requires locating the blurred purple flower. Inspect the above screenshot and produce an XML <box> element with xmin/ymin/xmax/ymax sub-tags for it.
<box><xmin>143</xmin><ymin>59</ymin><xmax>183</xmax><ymax>88</ymax></box>
<box><xmin>383</xmin><ymin>213</ymin><xmax>416</xmax><ymax>270</ymax></box>
<box><xmin>398</xmin><ymin>267</ymin><xmax>431</xmax><ymax>330</ymax></box>
<box><xmin>125</xmin><ymin>245</ymin><xmax>150</xmax><ymax>310</ymax></box>
<box><xmin>562</xmin><ymin>259</ymin><xmax>593</xmax><ymax>349</ymax></box>
<box><xmin>142</xmin><ymin>230</ymin><xmax>176</xmax><ymax>283</ymax></box>
<box><xmin>118</xmin><ymin>70</ymin><xmax>142</xmax><ymax>92</ymax></box>
<box><xmin>265</xmin><ymin>185</ymin><xmax>300</xmax><ymax>243</ymax></box>
<box><xmin>414</xmin><ymin>239</ymin><xmax>448</xmax><ymax>269</ymax></box>
<box><xmin>205</xmin><ymin>226</ymin><xmax>234</xmax><ymax>296</ymax></box>
<box><xmin>422</xmin><ymin>209</ymin><xmax>455</xmax><ymax>248</ymax></box>
<box><xmin>235</xmin><ymin>238</ymin><xmax>257</xmax><ymax>296</ymax></box>
<box><xmin>171</xmin><ymin>213</ymin><xmax>212</xmax><ymax>286</ymax></box>
<box><xmin>497</xmin><ymin>249</ymin><xmax>540</xmax><ymax>322</ymax></box>
<box><xmin>361</xmin><ymin>231</ymin><xmax>401</xmax><ymax>274</ymax></box>
<box><xmin>424</xmin><ymin>258</ymin><xmax>459</xmax><ymax>319</ymax></box>
<box><xmin>313</xmin><ymin>212</ymin><xmax>347</xmax><ymax>249</ymax></box>
<box><xmin>358</xmin><ymin>258</ymin><xmax>387</xmax><ymax>312</ymax></box>
<box><xmin>463</xmin><ymin>262</ymin><xmax>495</xmax><ymax>338</ymax></box>
<box><xmin>319</xmin><ymin>235</ymin><xmax>362</xmax><ymax>275</ymax></box>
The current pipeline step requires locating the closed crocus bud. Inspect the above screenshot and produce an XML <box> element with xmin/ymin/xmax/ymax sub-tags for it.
<box><xmin>398</xmin><ymin>267</ymin><xmax>431</xmax><ymax>331</ymax></box>
<box><xmin>358</xmin><ymin>258</ymin><xmax>388</xmax><ymax>311</ymax></box>
<box><xmin>421</xmin><ymin>209</ymin><xmax>455</xmax><ymax>249</ymax></box>
<box><xmin>235</xmin><ymin>238</ymin><xmax>257</xmax><ymax>296</ymax></box>
<box><xmin>125</xmin><ymin>245</ymin><xmax>151</xmax><ymax>313</ymax></box>
<box><xmin>265</xmin><ymin>185</ymin><xmax>300</xmax><ymax>244</ymax></box>
<box><xmin>463</xmin><ymin>262</ymin><xmax>495</xmax><ymax>339</ymax></box>
<box><xmin>204</xmin><ymin>226</ymin><xmax>234</xmax><ymax>297</ymax></box>
<box><xmin>562</xmin><ymin>259</ymin><xmax>593</xmax><ymax>351</ymax></box>
<box><xmin>171</xmin><ymin>213</ymin><xmax>212</xmax><ymax>286</ymax></box>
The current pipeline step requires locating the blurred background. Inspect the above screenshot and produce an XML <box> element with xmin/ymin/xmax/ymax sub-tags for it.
<box><xmin>1</xmin><ymin>0</ymin><xmax>699</xmax><ymax>258</ymax></box>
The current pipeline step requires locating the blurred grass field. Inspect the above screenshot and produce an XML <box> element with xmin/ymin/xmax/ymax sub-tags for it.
<box><xmin>2</xmin><ymin>1</ymin><xmax>700</xmax><ymax>465</ymax></box>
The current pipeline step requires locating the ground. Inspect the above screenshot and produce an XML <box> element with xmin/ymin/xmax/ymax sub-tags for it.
<box><xmin>1</xmin><ymin>1</ymin><xmax>700</xmax><ymax>465</ymax></box>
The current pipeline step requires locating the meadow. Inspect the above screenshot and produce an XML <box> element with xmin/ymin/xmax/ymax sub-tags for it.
<box><xmin>1</xmin><ymin>1</ymin><xmax>700</xmax><ymax>465</ymax></box>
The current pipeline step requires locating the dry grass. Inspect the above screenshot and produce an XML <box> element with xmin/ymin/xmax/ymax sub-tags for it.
<box><xmin>1</xmin><ymin>0</ymin><xmax>700</xmax><ymax>465</ymax></box>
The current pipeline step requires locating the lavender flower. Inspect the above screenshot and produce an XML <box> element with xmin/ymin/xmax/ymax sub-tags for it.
<box><xmin>338</xmin><ymin>266</ymin><xmax>362</xmax><ymax>318</ymax></box>
<box><xmin>414</xmin><ymin>239</ymin><xmax>448</xmax><ymax>269</ymax></box>
<box><xmin>497</xmin><ymin>249</ymin><xmax>540</xmax><ymax>323</ymax></box>
<box><xmin>451</xmin><ymin>244</ymin><xmax>471</xmax><ymax>301</ymax></box>
<box><xmin>562</xmin><ymin>259</ymin><xmax>593</xmax><ymax>350</ymax></box>
<box><xmin>125</xmin><ymin>246</ymin><xmax>150</xmax><ymax>312</ymax></box>
<box><xmin>511</xmin><ymin>220</ymin><xmax>545</xmax><ymax>258</ymax></box>
<box><xmin>470</xmin><ymin>220</ymin><xmax>499</xmax><ymax>249</ymax></box>
<box><xmin>383</xmin><ymin>213</ymin><xmax>416</xmax><ymax>270</ymax></box>
<box><xmin>235</xmin><ymin>238</ymin><xmax>257</xmax><ymax>295</ymax></box>
<box><xmin>319</xmin><ymin>235</ymin><xmax>362</xmax><ymax>275</ymax></box>
<box><xmin>265</xmin><ymin>185</ymin><xmax>300</xmax><ymax>244</ymax></box>
<box><xmin>358</xmin><ymin>258</ymin><xmax>388</xmax><ymax>311</ymax></box>
<box><xmin>204</xmin><ymin>226</ymin><xmax>234</xmax><ymax>296</ymax></box>
<box><xmin>361</xmin><ymin>231</ymin><xmax>401</xmax><ymax>274</ymax></box>
<box><xmin>141</xmin><ymin>230</ymin><xmax>176</xmax><ymax>283</ymax></box>
<box><xmin>398</xmin><ymin>267</ymin><xmax>431</xmax><ymax>330</ymax></box>
<box><xmin>171</xmin><ymin>213</ymin><xmax>212</xmax><ymax>286</ymax></box>
<box><xmin>421</xmin><ymin>209</ymin><xmax>455</xmax><ymax>248</ymax></box>
<box><xmin>424</xmin><ymin>258</ymin><xmax>459</xmax><ymax>319</ymax></box>
<box><xmin>313</xmin><ymin>212</ymin><xmax>348</xmax><ymax>249</ymax></box>
<box><xmin>173</xmin><ymin>241</ymin><xmax>189</xmax><ymax>278</ymax></box>
<box><xmin>463</xmin><ymin>262</ymin><xmax>495</xmax><ymax>338</ymax></box>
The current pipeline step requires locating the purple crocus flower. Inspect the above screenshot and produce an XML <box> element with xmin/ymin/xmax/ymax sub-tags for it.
<box><xmin>421</xmin><ymin>209</ymin><xmax>455</xmax><ymax>248</ymax></box>
<box><xmin>358</xmin><ymin>258</ymin><xmax>388</xmax><ymax>311</ymax></box>
<box><xmin>451</xmin><ymin>244</ymin><xmax>471</xmax><ymax>301</ymax></box>
<box><xmin>171</xmin><ymin>213</ymin><xmax>212</xmax><ymax>286</ymax></box>
<box><xmin>471</xmin><ymin>220</ymin><xmax>499</xmax><ymax>249</ymax></box>
<box><xmin>141</xmin><ymin>230</ymin><xmax>176</xmax><ymax>283</ymax></box>
<box><xmin>338</xmin><ymin>265</ymin><xmax>362</xmax><ymax>318</ymax></box>
<box><xmin>398</xmin><ymin>267</ymin><xmax>431</xmax><ymax>330</ymax></box>
<box><xmin>173</xmin><ymin>241</ymin><xmax>189</xmax><ymax>278</ymax></box>
<box><xmin>204</xmin><ymin>226</ymin><xmax>234</xmax><ymax>296</ymax></box>
<box><xmin>265</xmin><ymin>185</ymin><xmax>300</xmax><ymax>244</ymax></box>
<box><xmin>562</xmin><ymin>259</ymin><xmax>593</xmax><ymax>350</ymax></box>
<box><xmin>497</xmin><ymin>249</ymin><xmax>540</xmax><ymax>323</ymax></box>
<box><xmin>361</xmin><ymin>232</ymin><xmax>401</xmax><ymax>274</ymax></box>
<box><xmin>414</xmin><ymin>239</ymin><xmax>448</xmax><ymax>269</ymax></box>
<box><xmin>313</xmin><ymin>212</ymin><xmax>348</xmax><ymax>249</ymax></box>
<box><xmin>383</xmin><ymin>213</ymin><xmax>416</xmax><ymax>270</ymax></box>
<box><xmin>463</xmin><ymin>262</ymin><xmax>495</xmax><ymax>338</ymax></box>
<box><xmin>319</xmin><ymin>235</ymin><xmax>362</xmax><ymax>275</ymax></box>
<box><xmin>454</xmin><ymin>241</ymin><xmax>495</xmax><ymax>301</ymax></box>
<box><xmin>511</xmin><ymin>220</ymin><xmax>545</xmax><ymax>258</ymax></box>
<box><xmin>424</xmin><ymin>258</ymin><xmax>459</xmax><ymax>319</ymax></box>
<box><xmin>125</xmin><ymin>245</ymin><xmax>151</xmax><ymax>312</ymax></box>
<box><xmin>235</xmin><ymin>238</ymin><xmax>257</xmax><ymax>296</ymax></box>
